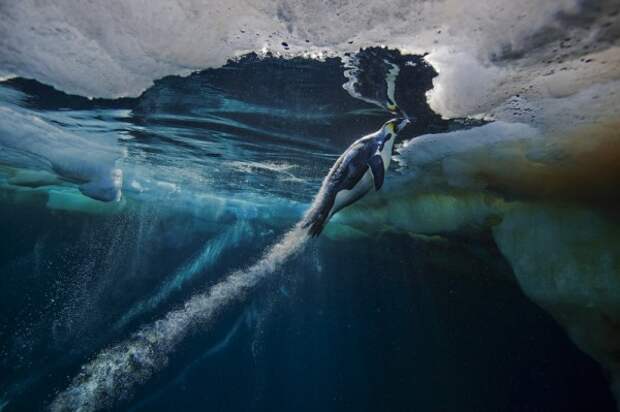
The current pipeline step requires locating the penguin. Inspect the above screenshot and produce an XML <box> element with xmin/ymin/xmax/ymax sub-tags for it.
<box><xmin>302</xmin><ymin>117</ymin><xmax>410</xmax><ymax>237</ymax></box>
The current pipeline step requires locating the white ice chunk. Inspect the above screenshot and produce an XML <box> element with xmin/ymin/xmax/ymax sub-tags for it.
<box><xmin>0</xmin><ymin>106</ymin><xmax>124</xmax><ymax>201</ymax></box>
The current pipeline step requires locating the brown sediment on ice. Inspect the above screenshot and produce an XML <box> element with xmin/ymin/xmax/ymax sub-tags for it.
<box><xmin>460</xmin><ymin>121</ymin><xmax>620</xmax><ymax>207</ymax></box>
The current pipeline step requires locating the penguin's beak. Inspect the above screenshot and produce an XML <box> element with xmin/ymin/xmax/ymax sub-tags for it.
<box><xmin>396</xmin><ymin>117</ymin><xmax>410</xmax><ymax>133</ymax></box>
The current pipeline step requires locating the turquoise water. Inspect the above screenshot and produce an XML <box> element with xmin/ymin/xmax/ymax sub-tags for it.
<box><xmin>0</xmin><ymin>46</ymin><xmax>618</xmax><ymax>411</ymax></box>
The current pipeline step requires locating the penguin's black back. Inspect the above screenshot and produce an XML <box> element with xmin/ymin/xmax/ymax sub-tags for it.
<box><xmin>302</xmin><ymin>133</ymin><xmax>379</xmax><ymax>236</ymax></box>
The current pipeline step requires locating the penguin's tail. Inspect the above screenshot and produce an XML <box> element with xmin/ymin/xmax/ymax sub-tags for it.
<box><xmin>301</xmin><ymin>211</ymin><xmax>327</xmax><ymax>237</ymax></box>
<box><xmin>301</xmin><ymin>194</ymin><xmax>334</xmax><ymax>237</ymax></box>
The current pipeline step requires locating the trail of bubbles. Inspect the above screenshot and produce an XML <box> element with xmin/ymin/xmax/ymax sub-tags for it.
<box><xmin>114</xmin><ymin>221</ymin><xmax>251</xmax><ymax>330</ymax></box>
<box><xmin>127</xmin><ymin>312</ymin><xmax>248</xmax><ymax>412</ymax></box>
<box><xmin>51</xmin><ymin>225</ymin><xmax>308</xmax><ymax>412</ymax></box>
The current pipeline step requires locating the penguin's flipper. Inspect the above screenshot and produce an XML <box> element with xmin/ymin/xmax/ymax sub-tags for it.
<box><xmin>368</xmin><ymin>155</ymin><xmax>385</xmax><ymax>190</ymax></box>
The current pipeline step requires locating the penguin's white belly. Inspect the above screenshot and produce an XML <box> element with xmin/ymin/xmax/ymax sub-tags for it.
<box><xmin>328</xmin><ymin>142</ymin><xmax>393</xmax><ymax>219</ymax></box>
<box><xmin>330</xmin><ymin>170</ymin><xmax>374</xmax><ymax>217</ymax></box>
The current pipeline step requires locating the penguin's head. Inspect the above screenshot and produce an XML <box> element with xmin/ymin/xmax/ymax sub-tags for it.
<box><xmin>382</xmin><ymin>117</ymin><xmax>410</xmax><ymax>139</ymax></box>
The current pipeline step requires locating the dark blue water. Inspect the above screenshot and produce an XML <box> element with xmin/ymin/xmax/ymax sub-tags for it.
<box><xmin>0</xmin><ymin>50</ymin><xmax>615</xmax><ymax>411</ymax></box>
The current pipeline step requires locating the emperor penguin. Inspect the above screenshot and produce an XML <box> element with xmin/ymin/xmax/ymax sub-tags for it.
<box><xmin>302</xmin><ymin>117</ymin><xmax>410</xmax><ymax>237</ymax></box>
